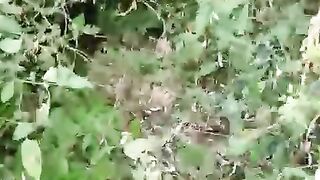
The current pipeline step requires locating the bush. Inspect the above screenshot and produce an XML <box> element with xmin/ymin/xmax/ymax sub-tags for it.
<box><xmin>0</xmin><ymin>0</ymin><xmax>320</xmax><ymax>179</ymax></box>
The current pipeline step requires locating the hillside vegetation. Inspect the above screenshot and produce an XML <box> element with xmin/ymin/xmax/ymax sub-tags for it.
<box><xmin>0</xmin><ymin>0</ymin><xmax>320</xmax><ymax>179</ymax></box>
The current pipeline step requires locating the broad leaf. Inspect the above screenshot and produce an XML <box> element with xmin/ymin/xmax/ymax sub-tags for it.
<box><xmin>43</xmin><ymin>66</ymin><xmax>93</xmax><ymax>89</ymax></box>
<box><xmin>72</xmin><ymin>13</ymin><xmax>85</xmax><ymax>30</ymax></box>
<box><xmin>195</xmin><ymin>0</ymin><xmax>216</xmax><ymax>35</ymax></box>
<box><xmin>21</xmin><ymin>139</ymin><xmax>42</xmax><ymax>180</ymax></box>
<box><xmin>1</xmin><ymin>81</ymin><xmax>14</xmax><ymax>103</ymax></box>
<box><xmin>0</xmin><ymin>38</ymin><xmax>22</xmax><ymax>53</ymax></box>
<box><xmin>0</xmin><ymin>15</ymin><xmax>21</xmax><ymax>34</ymax></box>
<box><xmin>129</xmin><ymin>118</ymin><xmax>142</xmax><ymax>139</ymax></box>
<box><xmin>13</xmin><ymin>122</ymin><xmax>35</xmax><ymax>140</ymax></box>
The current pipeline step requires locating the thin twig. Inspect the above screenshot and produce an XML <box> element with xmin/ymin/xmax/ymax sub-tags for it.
<box><xmin>65</xmin><ymin>45</ymin><xmax>91</xmax><ymax>62</ymax></box>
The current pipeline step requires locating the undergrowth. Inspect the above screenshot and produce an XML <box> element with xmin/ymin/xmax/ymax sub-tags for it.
<box><xmin>0</xmin><ymin>0</ymin><xmax>320</xmax><ymax>179</ymax></box>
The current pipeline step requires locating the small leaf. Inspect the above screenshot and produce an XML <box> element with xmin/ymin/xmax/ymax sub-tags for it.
<box><xmin>195</xmin><ymin>0</ymin><xmax>215</xmax><ymax>35</ymax></box>
<box><xmin>1</xmin><ymin>81</ymin><xmax>14</xmax><ymax>103</ymax></box>
<box><xmin>13</xmin><ymin>122</ymin><xmax>35</xmax><ymax>140</ymax></box>
<box><xmin>0</xmin><ymin>15</ymin><xmax>21</xmax><ymax>34</ymax></box>
<box><xmin>72</xmin><ymin>13</ymin><xmax>85</xmax><ymax>30</ymax></box>
<box><xmin>196</xmin><ymin>61</ymin><xmax>217</xmax><ymax>80</ymax></box>
<box><xmin>0</xmin><ymin>38</ymin><xmax>22</xmax><ymax>53</ymax></box>
<box><xmin>129</xmin><ymin>119</ymin><xmax>141</xmax><ymax>139</ymax></box>
<box><xmin>177</xmin><ymin>144</ymin><xmax>206</xmax><ymax>167</ymax></box>
<box><xmin>236</xmin><ymin>4</ymin><xmax>252</xmax><ymax>33</ymax></box>
<box><xmin>42</xmin><ymin>67</ymin><xmax>57</xmax><ymax>82</ymax></box>
<box><xmin>43</xmin><ymin>66</ymin><xmax>93</xmax><ymax>89</ymax></box>
<box><xmin>228</xmin><ymin>135</ymin><xmax>252</xmax><ymax>155</ymax></box>
<box><xmin>21</xmin><ymin>139</ymin><xmax>42</xmax><ymax>180</ymax></box>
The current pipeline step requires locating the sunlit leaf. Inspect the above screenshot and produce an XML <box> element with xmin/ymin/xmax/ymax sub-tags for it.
<box><xmin>0</xmin><ymin>15</ymin><xmax>21</xmax><ymax>34</ymax></box>
<box><xmin>72</xmin><ymin>13</ymin><xmax>85</xmax><ymax>30</ymax></box>
<box><xmin>129</xmin><ymin>119</ymin><xmax>141</xmax><ymax>139</ymax></box>
<box><xmin>236</xmin><ymin>4</ymin><xmax>252</xmax><ymax>33</ymax></box>
<box><xmin>13</xmin><ymin>122</ymin><xmax>35</xmax><ymax>140</ymax></box>
<box><xmin>177</xmin><ymin>144</ymin><xmax>206</xmax><ymax>167</ymax></box>
<box><xmin>1</xmin><ymin>81</ymin><xmax>14</xmax><ymax>103</ymax></box>
<box><xmin>0</xmin><ymin>38</ymin><xmax>22</xmax><ymax>53</ymax></box>
<box><xmin>228</xmin><ymin>135</ymin><xmax>252</xmax><ymax>155</ymax></box>
<box><xmin>21</xmin><ymin>139</ymin><xmax>42</xmax><ymax>180</ymax></box>
<box><xmin>43</xmin><ymin>66</ymin><xmax>93</xmax><ymax>89</ymax></box>
<box><xmin>195</xmin><ymin>0</ymin><xmax>215</xmax><ymax>35</ymax></box>
<box><xmin>196</xmin><ymin>61</ymin><xmax>217</xmax><ymax>80</ymax></box>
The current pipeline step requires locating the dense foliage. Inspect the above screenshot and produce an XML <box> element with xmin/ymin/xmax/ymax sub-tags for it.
<box><xmin>1</xmin><ymin>0</ymin><xmax>320</xmax><ymax>179</ymax></box>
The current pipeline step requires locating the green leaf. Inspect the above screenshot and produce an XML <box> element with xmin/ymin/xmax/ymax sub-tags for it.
<box><xmin>228</xmin><ymin>135</ymin><xmax>252</xmax><ymax>155</ymax></box>
<box><xmin>221</xmin><ymin>94</ymin><xmax>244</xmax><ymax>133</ymax></box>
<box><xmin>174</xmin><ymin>33</ymin><xmax>203</xmax><ymax>61</ymax></box>
<box><xmin>43</xmin><ymin>66</ymin><xmax>93</xmax><ymax>89</ymax></box>
<box><xmin>177</xmin><ymin>144</ymin><xmax>206</xmax><ymax>167</ymax></box>
<box><xmin>129</xmin><ymin>119</ymin><xmax>142</xmax><ymax>139</ymax></box>
<box><xmin>195</xmin><ymin>0</ymin><xmax>216</xmax><ymax>35</ymax></box>
<box><xmin>196</xmin><ymin>61</ymin><xmax>217</xmax><ymax>80</ymax></box>
<box><xmin>0</xmin><ymin>38</ymin><xmax>22</xmax><ymax>53</ymax></box>
<box><xmin>21</xmin><ymin>139</ymin><xmax>42</xmax><ymax>180</ymax></box>
<box><xmin>271</xmin><ymin>21</ymin><xmax>290</xmax><ymax>43</ymax></box>
<box><xmin>278</xmin><ymin>96</ymin><xmax>314</xmax><ymax>137</ymax></box>
<box><xmin>0</xmin><ymin>15</ymin><xmax>21</xmax><ymax>34</ymax></box>
<box><xmin>72</xmin><ymin>13</ymin><xmax>85</xmax><ymax>30</ymax></box>
<box><xmin>13</xmin><ymin>122</ymin><xmax>35</xmax><ymax>140</ymax></box>
<box><xmin>1</xmin><ymin>81</ymin><xmax>14</xmax><ymax>103</ymax></box>
<box><xmin>229</xmin><ymin>37</ymin><xmax>253</xmax><ymax>70</ymax></box>
<box><xmin>236</xmin><ymin>4</ymin><xmax>252</xmax><ymax>34</ymax></box>
<box><xmin>212</xmin><ymin>0</ymin><xmax>245</xmax><ymax>15</ymax></box>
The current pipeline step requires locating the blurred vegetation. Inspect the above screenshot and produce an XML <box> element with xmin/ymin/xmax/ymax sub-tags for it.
<box><xmin>0</xmin><ymin>0</ymin><xmax>320</xmax><ymax>179</ymax></box>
